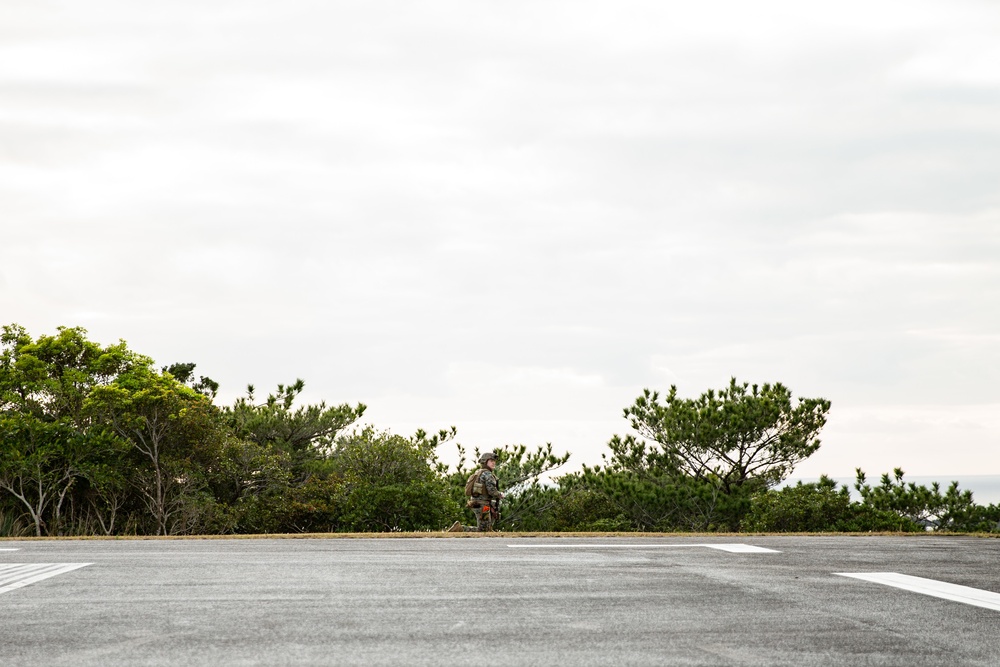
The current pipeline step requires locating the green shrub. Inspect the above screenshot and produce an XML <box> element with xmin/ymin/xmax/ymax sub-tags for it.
<box><xmin>741</xmin><ymin>477</ymin><xmax>853</xmax><ymax>532</ymax></box>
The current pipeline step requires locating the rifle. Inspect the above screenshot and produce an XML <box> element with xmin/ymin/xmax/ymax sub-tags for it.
<box><xmin>490</xmin><ymin>476</ymin><xmax>503</xmax><ymax>529</ymax></box>
<box><xmin>490</xmin><ymin>497</ymin><xmax>501</xmax><ymax>526</ymax></box>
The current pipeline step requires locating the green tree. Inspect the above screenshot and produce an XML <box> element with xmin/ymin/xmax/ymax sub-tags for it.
<box><xmin>0</xmin><ymin>324</ymin><xmax>137</xmax><ymax>425</ymax></box>
<box><xmin>86</xmin><ymin>369</ymin><xmax>225</xmax><ymax>535</ymax></box>
<box><xmin>0</xmin><ymin>414</ymin><xmax>126</xmax><ymax>536</ymax></box>
<box><xmin>576</xmin><ymin>451</ymin><xmax>748</xmax><ymax>532</ymax></box>
<box><xmin>854</xmin><ymin>468</ymin><xmax>999</xmax><ymax>532</ymax></box>
<box><xmin>491</xmin><ymin>444</ymin><xmax>570</xmax><ymax>531</ymax></box>
<box><xmin>74</xmin><ymin>443</ymin><xmax>133</xmax><ymax>535</ymax></box>
<box><xmin>223</xmin><ymin>380</ymin><xmax>365</xmax><ymax>478</ymax></box>
<box><xmin>0</xmin><ymin>415</ymin><xmax>80</xmax><ymax>536</ymax></box>
<box><xmin>623</xmin><ymin>379</ymin><xmax>831</xmax><ymax>492</ymax></box>
<box><xmin>540</xmin><ymin>478</ymin><xmax>631</xmax><ymax>532</ymax></box>
<box><xmin>162</xmin><ymin>362</ymin><xmax>219</xmax><ymax>400</ymax></box>
<box><xmin>546</xmin><ymin>380</ymin><xmax>830</xmax><ymax>532</ymax></box>
<box><xmin>0</xmin><ymin>325</ymin><xmax>141</xmax><ymax>535</ymax></box>
<box><xmin>209</xmin><ymin>436</ymin><xmax>294</xmax><ymax>533</ymax></box>
<box><xmin>211</xmin><ymin>380</ymin><xmax>367</xmax><ymax>533</ymax></box>
<box><xmin>330</xmin><ymin>426</ymin><xmax>459</xmax><ymax>532</ymax></box>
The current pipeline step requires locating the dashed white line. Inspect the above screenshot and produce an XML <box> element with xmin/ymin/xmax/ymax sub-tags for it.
<box><xmin>0</xmin><ymin>548</ymin><xmax>20</xmax><ymax>551</ymax></box>
<box><xmin>507</xmin><ymin>543</ymin><xmax>780</xmax><ymax>553</ymax></box>
<box><xmin>0</xmin><ymin>563</ymin><xmax>91</xmax><ymax>595</ymax></box>
<box><xmin>836</xmin><ymin>572</ymin><xmax>1000</xmax><ymax>612</ymax></box>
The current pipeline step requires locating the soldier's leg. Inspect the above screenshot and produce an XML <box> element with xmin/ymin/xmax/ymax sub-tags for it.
<box><xmin>477</xmin><ymin>506</ymin><xmax>494</xmax><ymax>532</ymax></box>
<box><xmin>461</xmin><ymin>508</ymin><xmax>479</xmax><ymax>532</ymax></box>
<box><xmin>447</xmin><ymin>520</ymin><xmax>479</xmax><ymax>532</ymax></box>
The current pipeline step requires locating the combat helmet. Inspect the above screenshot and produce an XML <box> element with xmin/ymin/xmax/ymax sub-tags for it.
<box><xmin>478</xmin><ymin>451</ymin><xmax>498</xmax><ymax>466</ymax></box>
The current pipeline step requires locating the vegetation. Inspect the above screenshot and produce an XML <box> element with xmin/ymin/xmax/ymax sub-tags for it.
<box><xmin>622</xmin><ymin>379</ymin><xmax>831</xmax><ymax>492</ymax></box>
<box><xmin>2</xmin><ymin>323</ymin><xmax>997</xmax><ymax>536</ymax></box>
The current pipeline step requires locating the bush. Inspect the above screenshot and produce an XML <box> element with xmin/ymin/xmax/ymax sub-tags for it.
<box><xmin>330</xmin><ymin>427</ymin><xmax>460</xmax><ymax>532</ymax></box>
<box><xmin>741</xmin><ymin>477</ymin><xmax>853</xmax><ymax>532</ymax></box>
<box><xmin>854</xmin><ymin>468</ymin><xmax>999</xmax><ymax>532</ymax></box>
<box><xmin>337</xmin><ymin>481</ymin><xmax>457</xmax><ymax>532</ymax></box>
<box><xmin>545</xmin><ymin>484</ymin><xmax>625</xmax><ymax>532</ymax></box>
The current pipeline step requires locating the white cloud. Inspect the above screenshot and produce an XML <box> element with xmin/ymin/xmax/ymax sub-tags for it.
<box><xmin>2</xmin><ymin>0</ymin><xmax>999</xmax><ymax>477</ymax></box>
<box><xmin>797</xmin><ymin>403</ymin><xmax>1000</xmax><ymax>477</ymax></box>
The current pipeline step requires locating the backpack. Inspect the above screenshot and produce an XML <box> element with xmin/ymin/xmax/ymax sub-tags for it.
<box><xmin>465</xmin><ymin>469</ymin><xmax>486</xmax><ymax>497</ymax></box>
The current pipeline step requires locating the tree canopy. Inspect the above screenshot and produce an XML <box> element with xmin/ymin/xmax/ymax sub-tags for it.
<box><xmin>623</xmin><ymin>378</ymin><xmax>832</xmax><ymax>491</ymax></box>
<box><xmin>3</xmin><ymin>323</ymin><xmax>997</xmax><ymax>537</ymax></box>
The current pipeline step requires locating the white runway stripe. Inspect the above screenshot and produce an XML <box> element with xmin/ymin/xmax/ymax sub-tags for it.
<box><xmin>0</xmin><ymin>563</ymin><xmax>91</xmax><ymax>595</ymax></box>
<box><xmin>0</xmin><ymin>548</ymin><xmax>19</xmax><ymax>551</ymax></box>
<box><xmin>507</xmin><ymin>543</ymin><xmax>780</xmax><ymax>553</ymax></box>
<box><xmin>836</xmin><ymin>572</ymin><xmax>1000</xmax><ymax>612</ymax></box>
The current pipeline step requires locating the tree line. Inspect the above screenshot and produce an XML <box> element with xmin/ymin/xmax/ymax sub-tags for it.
<box><xmin>2</xmin><ymin>324</ymin><xmax>998</xmax><ymax>537</ymax></box>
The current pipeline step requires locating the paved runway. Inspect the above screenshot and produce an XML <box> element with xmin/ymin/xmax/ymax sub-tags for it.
<box><xmin>2</xmin><ymin>535</ymin><xmax>1000</xmax><ymax>666</ymax></box>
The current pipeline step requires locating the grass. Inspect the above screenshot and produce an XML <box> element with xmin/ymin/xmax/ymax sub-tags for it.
<box><xmin>3</xmin><ymin>530</ymin><xmax>999</xmax><ymax>541</ymax></box>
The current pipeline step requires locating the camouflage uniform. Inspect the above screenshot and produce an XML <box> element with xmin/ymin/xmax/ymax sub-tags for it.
<box><xmin>468</xmin><ymin>468</ymin><xmax>501</xmax><ymax>532</ymax></box>
<box><xmin>449</xmin><ymin>452</ymin><xmax>502</xmax><ymax>533</ymax></box>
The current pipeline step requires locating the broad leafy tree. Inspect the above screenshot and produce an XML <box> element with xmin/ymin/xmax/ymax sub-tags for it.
<box><xmin>0</xmin><ymin>324</ymin><xmax>137</xmax><ymax>425</ymax></box>
<box><xmin>330</xmin><ymin>426</ymin><xmax>459</xmax><ymax>532</ymax></box>
<box><xmin>86</xmin><ymin>369</ymin><xmax>225</xmax><ymax>535</ymax></box>
<box><xmin>0</xmin><ymin>325</ymin><xmax>138</xmax><ymax>535</ymax></box>
<box><xmin>0</xmin><ymin>415</ymin><xmax>85</xmax><ymax>536</ymax></box>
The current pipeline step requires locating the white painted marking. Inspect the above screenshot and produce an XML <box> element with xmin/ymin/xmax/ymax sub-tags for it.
<box><xmin>507</xmin><ymin>543</ymin><xmax>780</xmax><ymax>553</ymax></box>
<box><xmin>836</xmin><ymin>572</ymin><xmax>1000</xmax><ymax>612</ymax></box>
<box><xmin>709</xmin><ymin>544</ymin><xmax>780</xmax><ymax>553</ymax></box>
<box><xmin>0</xmin><ymin>548</ymin><xmax>20</xmax><ymax>551</ymax></box>
<box><xmin>0</xmin><ymin>563</ymin><xmax>91</xmax><ymax>595</ymax></box>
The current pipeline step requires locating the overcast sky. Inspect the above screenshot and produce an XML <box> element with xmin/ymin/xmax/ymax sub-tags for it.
<box><xmin>3</xmin><ymin>0</ymin><xmax>998</xmax><ymax>478</ymax></box>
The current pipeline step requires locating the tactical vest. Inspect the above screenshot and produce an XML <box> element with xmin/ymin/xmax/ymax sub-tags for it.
<box><xmin>465</xmin><ymin>469</ymin><xmax>488</xmax><ymax>498</ymax></box>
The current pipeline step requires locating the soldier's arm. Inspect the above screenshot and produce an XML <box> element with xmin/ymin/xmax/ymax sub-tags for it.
<box><xmin>482</xmin><ymin>470</ymin><xmax>502</xmax><ymax>499</ymax></box>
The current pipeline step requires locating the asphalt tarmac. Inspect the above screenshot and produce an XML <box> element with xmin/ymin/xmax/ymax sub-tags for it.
<box><xmin>2</xmin><ymin>535</ymin><xmax>999</xmax><ymax>666</ymax></box>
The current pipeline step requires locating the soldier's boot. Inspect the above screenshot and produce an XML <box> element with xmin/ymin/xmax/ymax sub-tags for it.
<box><xmin>446</xmin><ymin>521</ymin><xmax>463</xmax><ymax>533</ymax></box>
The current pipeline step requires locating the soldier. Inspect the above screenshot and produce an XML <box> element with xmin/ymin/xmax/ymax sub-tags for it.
<box><xmin>447</xmin><ymin>451</ymin><xmax>504</xmax><ymax>532</ymax></box>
